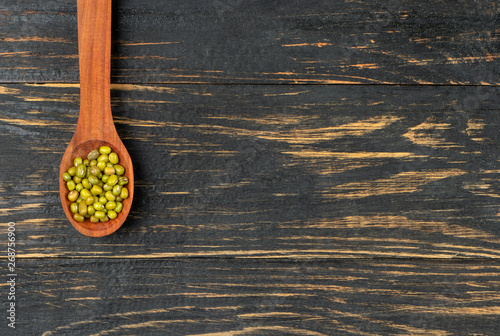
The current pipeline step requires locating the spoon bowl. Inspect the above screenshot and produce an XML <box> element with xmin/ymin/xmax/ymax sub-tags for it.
<box><xmin>59</xmin><ymin>0</ymin><xmax>133</xmax><ymax>237</ymax></box>
<box><xmin>60</xmin><ymin>139</ymin><xmax>134</xmax><ymax>237</ymax></box>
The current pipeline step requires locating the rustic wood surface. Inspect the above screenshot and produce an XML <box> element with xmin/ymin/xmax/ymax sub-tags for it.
<box><xmin>1</xmin><ymin>0</ymin><xmax>499</xmax><ymax>335</ymax></box>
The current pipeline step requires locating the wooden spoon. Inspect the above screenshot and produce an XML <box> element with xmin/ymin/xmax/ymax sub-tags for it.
<box><xmin>59</xmin><ymin>0</ymin><xmax>133</xmax><ymax>237</ymax></box>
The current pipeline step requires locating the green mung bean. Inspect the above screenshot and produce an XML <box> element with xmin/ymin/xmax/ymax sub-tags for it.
<box><xmin>78</xmin><ymin>201</ymin><xmax>88</xmax><ymax>216</ymax></box>
<box><xmin>68</xmin><ymin>190</ymin><xmax>79</xmax><ymax>202</ymax></box>
<box><xmin>105</xmin><ymin>191</ymin><xmax>116</xmax><ymax>202</ymax></box>
<box><xmin>94</xmin><ymin>211</ymin><xmax>106</xmax><ymax>219</ymax></box>
<box><xmin>64</xmin><ymin>146</ymin><xmax>129</xmax><ymax>224</ymax></box>
<box><xmin>67</xmin><ymin>180</ymin><xmax>76</xmax><ymax>191</ymax></box>
<box><xmin>82</xmin><ymin>178</ymin><xmax>92</xmax><ymax>190</ymax></box>
<box><xmin>93</xmin><ymin>202</ymin><xmax>104</xmax><ymax>211</ymax></box>
<box><xmin>109</xmin><ymin>152</ymin><xmax>119</xmax><ymax>164</ymax></box>
<box><xmin>87</xmin><ymin>149</ymin><xmax>100</xmax><ymax>161</ymax></box>
<box><xmin>73</xmin><ymin>213</ymin><xmax>84</xmax><ymax>222</ymax></box>
<box><xmin>80</xmin><ymin>188</ymin><xmax>92</xmax><ymax>200</ymax></box>
<box><xmin>88</xmin><ymin>175</ymin><xmax>99</xmax><ymax>186</ymax></box>
<box><xmin>105</xmin><ymin>201</ymin><xmax>116</xmax><ymax>210</ymax></box>
<box><xmin>119</xmin><ymin>187</ymin><xmax>129</xmax><ymax>200</ymax></box>
<box><xmin>104</xmin><ymin>166</ymin><xmax>115</xmax><ymax>175</ymax></box>
<box><xmin>97</xmin><ymin>161</ymin><xmax>107</xmax><ymax>171</ymax></box>
<box><xmin>112</xmin><ymin>184</ymin><xmax>122</xmax><ymax>196</ymax></box>
<box><xmin>90</xmin><ymin>185</ymin><xmax>103</xmax><ymax>195</ymax></box>
<box><xmin>85</xmin><ymin>196</ymin><xmax>95</xmax><ymax>205</ymax></box>
<box><xmin>114</xmin><ymin>164</ymin><xmax>125</xmax><ymax>176</ymax></box>
<box><xmin>76</xmin><ymin>164</ymin><xmax>86</xmax><ymax>178</ymax></box>
<box><xmin>114</xmin><ymin>202</ymin><xmax>123</xmax><ymax>213</ymax></box>
<box><xmin>68</xmin><ymin>166</ymin><xmax>77</xmax><ymax>176</ymax></box>
<box><xmin>107</xmin><ymin>175</ymin><xmax>118</xmax><ymax>186</ymax></box>
<box><xmin>99</xmin><ymin>146</ymin><xmax>112</xmax><ymax>155</ymax></box>
<box><xmin>97</xmin><ymin>154</ymin><xmax>109</xmax><ymax>163</ymax></box>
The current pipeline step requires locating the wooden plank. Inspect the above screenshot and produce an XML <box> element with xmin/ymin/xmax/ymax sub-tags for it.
<box><xmin>1</xmin><ymin>83</ymin><xmax>500</xmax><ymax>258</ymax></box>
<box><xmin>10</xmin><ymin>258</ymin><xmax>500</xmax><ymax>335</ymax></box>
<box><xmin>0</xmin><ymin>0</ymin><xmax>498</xmax><ymax>84</ymax></box>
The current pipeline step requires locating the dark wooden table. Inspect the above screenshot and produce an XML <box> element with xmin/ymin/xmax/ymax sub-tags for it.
<box><xmin>1</xmin><ymin>1</ymin><xmax>500</xmax><ymax>335</ymax></box>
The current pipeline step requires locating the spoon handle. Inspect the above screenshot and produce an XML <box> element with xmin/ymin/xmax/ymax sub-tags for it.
<box><xmin>75</xmin><ymin>0</ymin><xmax>115</xmax><ymax>140</ymax></box>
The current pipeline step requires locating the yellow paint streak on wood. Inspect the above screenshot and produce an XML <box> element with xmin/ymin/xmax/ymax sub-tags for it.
<box><xmin>282</xmin><ymin>42</ymin><xmax>332</xmax><ymax>47</ymax></box>
<box><xmin>0</xmin><ymin>203</ymin><xmax>44</xmax><ymax>215</ymax></box>
<box><xmin>0</xmin><ymin>51</ymin><xmax>31</xmax><ymax>56</ymax></box>
<box><xmin>36</xmin><ymin>247</ymin><xmax>497</xmax><ymax>259</ymax></box>
<box><xmin>185</xmin><ymin>115</ymin><xmax>400</xmax><ymax>144</ymax></box>
<box><xmin>205</xmin><ymin>113</ymin><xmax>314</xmax><ymax>126</ymax></box>
<box><xmin>21</xmin><ymin>96</ymin><xmax>76</xmax><ymax>103</ymax></box>
<box><xmin>159</xmin><ymin>191</ymin><xmax>191</xmax><ymax>195</ymax></box>
<box><xmin>252</xmin><ymin>115</ymin><xmax>399</xmax><ymax>144</ymax></box>
<box><xmin>403</xmin><ymin>118</ymin><xmax>461</xmax><ymax>148</ymax></box>
<box><xmin>108</xmin><ymin>306</ymin><xmax>196</xmax><ymax>317</ymax></box>
<box><xmin>187</xmin><ymin>326</ymin><xmax>328</xmax><ymax>336</ymax></box>
<box><xmin>325</xmin><ymin>169</ymin><xmax>466</xmax><ymax>199</ymax></box>
<box><xmin>464</xmin><ymin>179</ymin><xmax>500</xmax><ymax>198</ymax></box>
<box><xmin>350</xmin><ymin>63</ymin><xmax>380</xmax><ymax>69</ymax></box>
<box><xmin>263</xmin><ymin>90</ymin><xmax>310</xmax><ymax>97</ymax></box>
<box><xmin>13</xmin><ymin>218</ymin><xmax>60</xmax><ymax>225</ymax></box>
<box><xmin>465</xmin><ymin>117</ymin><xmax>487</xmax><ymax>143</ymax></box>
<box><xmin>87</xmin><ymin>321</ymin><xmax>197</xmax><ymax>335</ymax></box>
<box><xmin>114</xmin><ymin>116</ymin><xmax>170</xmax><ymax>128</ymax></box>
<box><xmin>25</xmin><ymin>83</ymin><xmax>79</xmax><ymax>88</ymax></box>
<box><xmin>17</xmin><ymin>248</ymin><xmax>500</xmax><ymax>259</ymax></box>
<box><xmin>326</xmin><ymin>309</ymin><xmax>452</xmax><ymax>336</ymax></box>
<box><xmin>238</xmin><ymin>312</ymin><xmax>309</xmax><ymax>319</ymax></box>
<box><xmin>264</xmin><ymin>115</ymin><xmax>399</xmax><ymax>144</ymax></box>
<box><xmin>66</xmin><ymin>297</ymin><xmax>103</xmax><ymax>301</ymax></box>
<box><xmin>119</xmin><ymin>41</ymin><xmax>180</xmax><ymax>46</ymax></box>
<box><xmin>260</xmin><ymin>72</ymin><xmax>392</xmax><ymax>84</ymax></box>
<box><xmin>444</xmin><ymin>55</ymin><xmax>500</xmax><ymax>65</ymax></box>
<box><xmin>17</xmin><ymin>253</ymin><xmax>62</xmax><ymax>258</ymax></box>
<box><xmin>286</xmin><ymin>150</ymin><xmax>419</xmax><ymax>159</ymax></box>
<box><xmin>3</xmin><ymin>36</ymin><xmax>70</xmax><ymax>43</ymax></box>
<box><xmin>19</xmin><ymin>190</ymin><xmax>53</xmax><ymax>197</ymax></box>
<box><xmin>110</xmin><ymin>84</ymin><xmax>178</xmax><ymax>94</ymax></box>
<box><xmin>0</xmin><ymin>85</ymin><xmax>22</xmax><ymax>95</ymax></box>
<box><xmin>309</xmin><ymin>215</ymin><xmax>500</xmax><ymax>243</ymax></box>
<box><xmin>0</xmin><ymin>116</ymin><xmax>71</xmax><ymax>128</ymax></box>
<box><xmin>284</xmin><ymin>150</ymin><xmax>426</xmax><ymax>175</ymax></box>
<box><xmin>113</xmin><ymin>55</ymin><xmax>178</xmax><ymax>61</ymax></box>
<box><xmin>169</xmin><ymin>149</ymin><xmax>238</xmax><ymax>156</ymax></box>
<box><xmin>116</xmin><ymin>98</ymin><xmax>177</xmax><ymax>104</ymax></box>
<box><xmin>397</xmin><ymin>305</ymin><xmax>500</xmax><ymax>316</ymax></box>
<box><xmin>387</xmin><ymin>323</ymin><xmax>451</xmax><ymax>336</ymax></box>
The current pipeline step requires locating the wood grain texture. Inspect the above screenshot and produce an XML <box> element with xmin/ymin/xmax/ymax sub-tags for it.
<box><xmin>0</xmin><ymin>0</ymin><xmax>498</xmax><ymax>84</ymax></box>
<box><xmin>1</xmin><ymin>83</ymin><xmax>499</xmax><ymax>258</ymax></box>
<box><xmin>1</xmin><ymin>1</ymin><xmax>499</xmax><ymax>335</ymax></box>
<box><xmin>14</xmin><ymin>259</ymin><xmax>500</xmax><ymax>335</ymax></box>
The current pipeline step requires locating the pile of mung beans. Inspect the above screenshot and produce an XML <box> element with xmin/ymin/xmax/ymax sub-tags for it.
<box><xmin>62</xmin><ymin>145</ymin><xmax>129</xmax><ymax>223</ymax></box>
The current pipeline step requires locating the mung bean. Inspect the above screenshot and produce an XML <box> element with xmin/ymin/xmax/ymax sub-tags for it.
<box><xmin>63</xmin><ymin>146</ymin><xmax>130</xmax><ymax>224</ymax></box>
<box><xmin>73</xmin><ymin>213</ymin><xmax>84</xmax><ymax>222</ymax></box>
<box><xmin>87</xmin><ymin>149</ymin><xmax>100</xmax><ymax>161</ymax></box>
<box><xmin>109</xmin><ymin>152</ymin><xmax>119</xmax><ymax>164</ymax></box>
